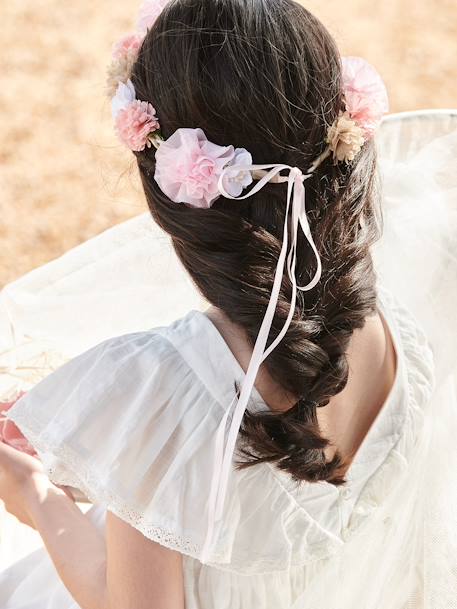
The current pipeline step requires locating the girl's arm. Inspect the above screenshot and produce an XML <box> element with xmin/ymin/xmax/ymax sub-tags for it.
<box><xmin>26</xmin><ymin>478</ymin><xmax>108</xmax><ymax>609</ymax></box>
<box><xmin>26</xmin><ymin>475</ymin><xmax>185</xmax><ymax>609</ymax></box>
<box><xmin>104</xmin><ymin>509</ymin><xmax>185</xmax><ymax>609</ymax></box>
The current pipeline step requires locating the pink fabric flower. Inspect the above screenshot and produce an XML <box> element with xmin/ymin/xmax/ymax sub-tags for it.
<box><xmin>342</xmin><ymin>56</ymin><xmax>389</xmax><ymax>137</ymax></box>
<box><xmin>112</xmin><ymin>80</ymin><xmax>160</xmax><ymax>151</ymax></box>
<box><xmin>0</xmin><ymin>392</ymin><xmax>37</xmax><ymax>457</ymax></box>
<box><xmin>111</xmin><ymin>32</ymin><xmax>144</xmax><ymax>60</ymax></box>
<box><xmin>154</xmin><ymin>128</ymin><xmax>253</xmax><ymax>208</ymax></box>
<box><xmin>115</xmin><ymin>100</ymin><xmax>160</xmax><ymax>151</ymax></box>
<box><xmin>137</xmin><ymin>0</ymin><xmax>169</xmax><ymax>31</ymax></box>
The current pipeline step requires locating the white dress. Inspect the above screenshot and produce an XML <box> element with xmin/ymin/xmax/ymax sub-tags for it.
<box><xmin>0</xmin><ymin>110</ymin><xmax>457</xmax><ymax>608</ymax></box>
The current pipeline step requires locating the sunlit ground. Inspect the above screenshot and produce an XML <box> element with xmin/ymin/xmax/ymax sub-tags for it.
<box><xmin>1</xmin><ymin>0</ymin><xmax>456</xmax><ymax>287</ymax></box>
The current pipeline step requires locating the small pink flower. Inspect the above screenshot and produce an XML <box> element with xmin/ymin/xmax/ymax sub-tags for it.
<box><xmin>342</xmin><ymin>56</ymin><xmax>389</xmax><ymax>137</ymax></box>
<box><xmin>0</xmin><ymin>392</ymin><xmax>37</xmax><ymax>457</ymax></box>
<box><xmin>154</xmin><ymin>128</ymin><xmax>239</xmax><ymax>208</ymax></box>
<box><xmin>112</xmin><ymin>80</ymin><xmax>159</xmax><ymax>151</ymax></box>
<box><xmin>137</xmin><ymin>0</ymin><xmax>169</xmax><ymax>31</ymax></box>
<box><xmin>111</xmin><ymin>32</ymin><xmax>144</xmax><ymax>60</ymax></box>
<box><xmin>115</xmin><ymin>100</ymin><xmax>160</xmax><ymax>151</ymax></box>
<box><xmin>106</xmin><ymin>34</ymin><xmax>145</xmax><ymax>97</ymax></box>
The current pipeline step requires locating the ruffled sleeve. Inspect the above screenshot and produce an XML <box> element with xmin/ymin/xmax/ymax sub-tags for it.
<box><xmin>2</xmin><ymin>329</ymin><xmax>231</xmax><ymax>560</ymax></box>
<box><xmin>0</xmin><ymin>323</ymin><xmax>354</xmax><ymax>573</ymax></box>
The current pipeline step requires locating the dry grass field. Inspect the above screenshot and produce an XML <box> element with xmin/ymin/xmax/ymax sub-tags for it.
<box><xmin>1</xmin><ymin>0</ymin><xmax>456</xmax><ymax>288</ymax></box>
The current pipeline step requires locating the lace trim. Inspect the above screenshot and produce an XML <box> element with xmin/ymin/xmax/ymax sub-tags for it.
<box><xmin>4</xmin><ymin>407</ymin><xmax>205</xmax><ymax>562</ymax></box>
<box><xmin>4</xmin><ymin>400</ymin><xmax>377</xmax><ymax>574</ymax></box>
<box><xmin>3</xmin><ymin>285</ymin><xmax>437</xmax><ymax>573</ymax></box>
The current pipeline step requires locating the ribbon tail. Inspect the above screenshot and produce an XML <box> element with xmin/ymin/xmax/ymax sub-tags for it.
<box><xmin>204</xmin><ymin>166</ymin><xmax>322</xmax><ymax>558</ymax></box>
<box><xmin>262</xmin><ymin>174</ymin><xmax>303</xmax><ymax>361</ymax></box>
<box><xmin>211</xmin><ymin>172</ymin><xmax>296</xmax><ymax>524</ymax></box>
<box><xmin>296</xmin><ymin>181</ymin><xmax>322</xmax><ymax>291</ymax></box>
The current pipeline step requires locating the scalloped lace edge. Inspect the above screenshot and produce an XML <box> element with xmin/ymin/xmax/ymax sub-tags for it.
<box><xmin>5</xmin><ymin>408</ymin><xmax>209</xmax><ymax>562</ymax></box>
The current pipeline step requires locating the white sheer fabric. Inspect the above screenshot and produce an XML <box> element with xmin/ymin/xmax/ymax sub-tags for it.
<box><xmin>0</xmin><ymin>110</ymin><xmax>456</xmax><ymax>608</ymax></box>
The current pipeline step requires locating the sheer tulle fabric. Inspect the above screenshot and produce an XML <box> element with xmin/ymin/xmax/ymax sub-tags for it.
<box><xmin>0</xmin><ymin>111</ymin><xmax>456</xmax><ymax>609</ymax></box>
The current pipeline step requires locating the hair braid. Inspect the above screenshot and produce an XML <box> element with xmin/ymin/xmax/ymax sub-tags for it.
<box><xmin>131</xmin><ymin>0</ymin><xmax>383</xmax><ymax>485</ymax></box>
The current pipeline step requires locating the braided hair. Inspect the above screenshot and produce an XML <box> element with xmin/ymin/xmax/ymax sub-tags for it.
<box><xmin>130</xmin><ymin>0</ymin><xmax>382</xmax><ymax>485</ymax></box>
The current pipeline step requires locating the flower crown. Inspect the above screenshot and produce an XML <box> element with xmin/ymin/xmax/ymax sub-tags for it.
<box><xmin>107</xmin><ymin>4</ymin><xmax>388</xmax><ymax>210</ymax></box>
<box><xmin>106</xmin><ymin>0</ymin><xmax>389</xmax><ymax>562</ymax></box>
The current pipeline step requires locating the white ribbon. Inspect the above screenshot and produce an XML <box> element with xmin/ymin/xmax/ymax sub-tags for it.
<box><xmin>200</xmin><ymin>163</ymin><xmax>323</xmax><ymax>561</ymax></box>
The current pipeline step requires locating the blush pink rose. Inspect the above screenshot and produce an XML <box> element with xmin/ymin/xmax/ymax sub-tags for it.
<box><xmin>0</xmin><ymin>392</ymin><xmax>37</xmax><ymax>456</ymax></box>
<box><xmin>342</xmin><ymin>56</ymin><xmax>389</xmax><ymax>137</ymax></box>
<box><xmin>154</xmin><ymin>128</ymin><xmax>253</xmax><ymax>208</ymax></box>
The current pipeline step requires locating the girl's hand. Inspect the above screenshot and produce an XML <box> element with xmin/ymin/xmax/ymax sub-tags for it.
<box><xmin>0</xmin><ymin>440</ymin><xmax>74</xmax><ymax>529</ymax></box>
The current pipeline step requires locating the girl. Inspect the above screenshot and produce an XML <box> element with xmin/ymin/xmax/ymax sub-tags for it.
<box><xmin>1</xmin><ymin>1</ymin><xmax>457</xmax><ymax>607</ymax></box>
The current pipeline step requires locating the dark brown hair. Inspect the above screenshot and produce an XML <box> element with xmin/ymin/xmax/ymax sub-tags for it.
<box><xmin>130</xmin><ymin>0</ymin><xmax>382</xmax><ymax>485</ymax></box>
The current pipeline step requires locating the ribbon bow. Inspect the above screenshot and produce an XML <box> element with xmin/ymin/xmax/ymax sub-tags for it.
<box><xmin>200</xmin><ymin>163</ymin><xmax>322</xmax><ymax>561</ymax></box>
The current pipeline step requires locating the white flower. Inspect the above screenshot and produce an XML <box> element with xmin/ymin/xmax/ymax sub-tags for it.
<box><xmin>221</xmin><ymin>149</ymin><xmax>253</xmax><ymax>197</ymax></box>
<box><xmin>111</xmin><ymin>79</ymin><xmax>137</xmax><ymax>121</ymax></box>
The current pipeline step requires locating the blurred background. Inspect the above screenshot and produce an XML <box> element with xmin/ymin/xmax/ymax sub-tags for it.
<box><xmin>1</xmin><ymin>0</ymin><xmax>456</xmax><ymax>288</ymax></box>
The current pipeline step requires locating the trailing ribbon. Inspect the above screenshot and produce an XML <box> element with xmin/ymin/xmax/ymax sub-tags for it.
<box><xmin>200</xmin><ymin>162</ymin><xmax>323</xmax><ymax>561</ymax></box>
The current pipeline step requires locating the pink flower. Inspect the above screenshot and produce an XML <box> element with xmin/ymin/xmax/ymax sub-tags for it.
<box><xmin>115</xmin><ymin>100</ymin><xmax>160</xmax><ymax>151</ymax></box>
<box><xmin>112</xmin><ymin>80</ymin><xmax>160</xmax><ymax>151</ymax></box>
<box><xmin>342</xmin><ymin>56</ymin><xmax>389</xmax><ymax>137</ymax></box>
<box><xmin>111</xmin><ymin>32</ymin><xmax>144</xmax><ymax>60</ymax></box>
<box><xmin>154</xmin><ymin>128</ymin><xmax>248</xmax><ymax>208</ymax></box>
<box><xmin>0</xmin><ymin>392</ymin><xmax>37</xmax><ymax>457</ymax></box>
<box><xmin>137</xmin><ymin>0</ymin><xmax>169</xmax><ymax>31</ymax></box>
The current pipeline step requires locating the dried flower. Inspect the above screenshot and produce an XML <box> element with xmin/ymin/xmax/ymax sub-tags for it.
<box><xmin>327</xmin><ymin>112</ymin><xmax>365</xmax><ymax>163</ymax></box>
<box><xmin>105</xmin><ymin>33</ymin><xmax>144</xmax><ymax>98</ymax></box>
